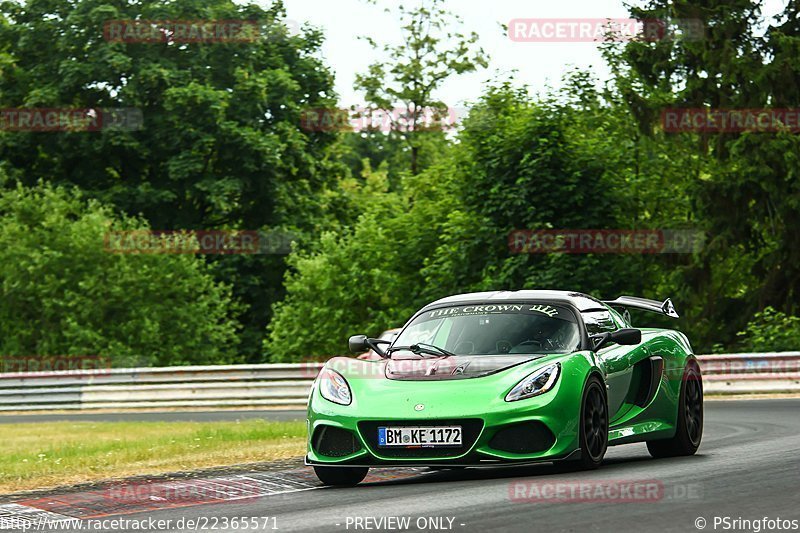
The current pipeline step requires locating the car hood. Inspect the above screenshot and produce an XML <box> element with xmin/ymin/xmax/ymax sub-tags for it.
<box><xmin>384</xmin><ymin>354</ymin><xmax>544</xmax><ymax>380</ymax></box>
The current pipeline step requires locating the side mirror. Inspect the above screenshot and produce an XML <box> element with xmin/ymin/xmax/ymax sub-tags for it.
<box><xmin>349</xmin><ymin>334</ymin><xmax>391</xmax><ymax>357</ymax></box>
<box><xmin>611</xmin><ymin>328</ymin><xmax>642</xmax><ymax>345</ymax></box>
<box><xmin>348</xmin><ymin>335</ymin><xmax>370</xmax><ymax>354</ymax></box>
<box><xmin>593</xmin><ymin>328</ymin><xmax>642</xmax><ymax>350</ymax></box>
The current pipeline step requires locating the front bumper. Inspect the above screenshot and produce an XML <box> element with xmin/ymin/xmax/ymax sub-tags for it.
<box><xmin>306</xmin><ymin>359</ymin><xmax>588</xmax><ymax>467</ymax></box>
<box><xmin>304</xmin><ymin>450</ymin><xmax>583</xmax><ymax>468</ymax></box>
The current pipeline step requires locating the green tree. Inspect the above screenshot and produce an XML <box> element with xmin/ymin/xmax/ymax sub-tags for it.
<box><xmin>422</xmin><ymin>77</ymin><xmax>660</xmax><ymax>301</ymax></box>
<box><xmin>354</xmin><ymin>0</ymin><xmax>487</xmax><ymax>175</ymax></box>
<box><xmin>0</xmin><ymin>0</ymin><xmax>344</xmax><ymax>358</ymax></box>
<box><xmin>266</xmin><ymin>75</ymin><xmax>690</xmax><ymax>359</ymax></box>
<box><xmin>0</xmin><ymin>183</ymin><xmax>240</xmax><ymax>367</ymax></box>
<box><xmin>339</xmin><ymin>129</ymin><xmax>414</xmax><ymax>192</ymax></box>
<box><xmin>0</xmin><ymin>0</ymin><xmax>338</xmax><ymax>229</ymax></box>
<box><xmin>265</xmin><ymin>161</ymin><xmax>458</xmax><ymax>360</ymax></box>
<box><xmin>606</xmin><ymin>0</ymin><xmax>800</xmax><ymax>348</ymax></box>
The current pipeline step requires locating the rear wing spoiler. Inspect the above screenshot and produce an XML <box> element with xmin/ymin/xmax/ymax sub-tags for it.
<box><xmin>602</xmin><ymin>296</ymin><xmax>679</xmax><ymax>319</ymax></box>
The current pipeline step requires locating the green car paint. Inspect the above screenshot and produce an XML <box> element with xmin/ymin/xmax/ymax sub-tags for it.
<box><xmin>306</xmin><ymin>291</ymin><xmax>702</xmax><ymax>479</ymax></box>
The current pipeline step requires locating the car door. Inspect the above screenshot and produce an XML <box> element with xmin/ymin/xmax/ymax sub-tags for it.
<box><xmin>584</xmin><ymin>309</ymin><xmax>649</xmax><ymax>420</ymax></box>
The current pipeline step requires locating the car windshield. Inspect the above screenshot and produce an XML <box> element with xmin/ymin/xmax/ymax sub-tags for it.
<box><xmin>391</xmin><ymin>303</ymin><xmax>581</xmax><ymax>357</ymax></box>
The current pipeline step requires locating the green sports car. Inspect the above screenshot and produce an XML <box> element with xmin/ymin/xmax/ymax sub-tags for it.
<box><xmin>306</xmin><ymin>290</ymin><xmax>703</xmax><ymax>486</ymax></box>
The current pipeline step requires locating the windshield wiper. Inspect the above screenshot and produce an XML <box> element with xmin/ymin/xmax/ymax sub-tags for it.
<box><xmin>387</xmin><ymin>343</ymin><xmax>456</xmax><ymax>358</ymax></box>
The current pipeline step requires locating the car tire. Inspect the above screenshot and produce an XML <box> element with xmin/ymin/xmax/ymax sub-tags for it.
<box><xmin>313</xmin><ymin>466</ymin><xmax>369</xmax><ymax>486</ymax></box>
<box><xmin>647</xmin><ymin>362</ymin><xmax>703</xmax><ymax>458</ymax></box>
<box><xmin>574</xmin><ymin>375</ymin><xmax>608</xmax><ymax>469</ymax></box>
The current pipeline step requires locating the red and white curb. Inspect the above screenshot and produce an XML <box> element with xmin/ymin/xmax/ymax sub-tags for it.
<box><xmin>0</xmin><ymin>503</ymin><xmax>73</xmax><ymax>529</ymax></box>
<box><xmin>0</xmin><ymin>467</ymin><xmax>430</xmax><ymax>523</ymax></box>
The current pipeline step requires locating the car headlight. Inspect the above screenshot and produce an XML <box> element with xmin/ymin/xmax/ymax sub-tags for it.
<box><xmin>505</xmin><ymin>363</ymin><xmax>561</xmax><ymax>402</ymax></box>
<box><xmin>318</xmin><ymin>368</ymin><xmax>352</xmax><ymax>405</ymax></box>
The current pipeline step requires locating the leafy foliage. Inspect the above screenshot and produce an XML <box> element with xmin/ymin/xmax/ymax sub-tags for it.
<box><xmin>268</xmin><ymin>76</ymin><xmax>692</xmax><ymax>359</ymax></box>
<box><xmin>264</xmin><ymin>162</ymin><xmax>455</xmax><ymax>359</ymax></box>
<box><xmin>1</xmin><ymin>0</ymin><xmax>799</xmax><ymax>363</ymax></box>
<box><xmin>0</xmin><ymin>183</ymin><xmax>240</xmax><ymax>367</ymax></box>
<box><xmin>604</xmin><ymin>0</ymin><xmax>800</xmax><ymax>348</ymax></box>
<box><xmin>0</xmin><ymin>0</ymin><xmax>345</xmax><ymax>358</ymax></box>
<box><xmin>354</xmin><ymin>0</ymin><xmax>487</xmax><ymax>175</ymax></box>
<box><xmin>0</xmin><ymin>0</ymin><xmax>338</xmax><ymax>230</ymax></box>
<box><xmin>737</xmin><ymin>307</ymin><xmax>800</xmax><ymax>353</ymax></box>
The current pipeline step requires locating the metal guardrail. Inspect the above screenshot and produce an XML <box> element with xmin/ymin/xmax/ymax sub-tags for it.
<box><xmin>699</xmin><ymin>352</ymin><xmax>800</xmax><ymax>395</ymax></box>
<box><xmin>0</xmin><ymin>363</ymin><xmax>324</xmax><ymax>411</ymax></box>
<box><xmin>0</xmin><ymin>353</ymin><xmax>797</xmax><ymax>412</ymax></box>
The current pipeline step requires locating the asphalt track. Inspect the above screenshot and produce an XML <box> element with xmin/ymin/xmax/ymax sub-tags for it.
<box><xmin>2</xmin><ymin>399</ymin><xmax>798</xmax><ymax>533</ymax></box>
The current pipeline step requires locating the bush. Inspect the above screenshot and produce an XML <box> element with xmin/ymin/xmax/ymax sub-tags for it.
<box><xmin>264</xmin><ymin>163</ymin><xmax>453</xmax><ymax>361</ymax></box>
<box><xmin>736</xmin><ymin>307</ymin><xmax>800</xmax><ymax>352</ymax></box>
<box><xmin>0</xmin><ymin>183</ymin><xmax>241</xmax><ymax>368</ymax></box>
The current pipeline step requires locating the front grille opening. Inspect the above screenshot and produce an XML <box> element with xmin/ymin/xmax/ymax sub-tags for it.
<box><xmin>358</xmin><ymin>419</ymin><xmax>484</xmax><ymax>458</ymax></box>
<box><xmin>488</xmin><ymin>421</ymin><xmax>555</xmax><ymax>454</ymax></box>
<box><xmin>312</xmin><ymin>425</ymin><xmax>362</xmax><ymax>457</ymax></box>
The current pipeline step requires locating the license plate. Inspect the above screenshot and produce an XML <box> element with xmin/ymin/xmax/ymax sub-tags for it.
<box><xmin>378</xmin><ymin>426</ymin><xmax>462</xmax><ymax>447</ymax></box>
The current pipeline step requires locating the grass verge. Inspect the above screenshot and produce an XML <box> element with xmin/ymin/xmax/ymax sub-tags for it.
<box><xmin>0</xmin><ymin>419</ymin><xmax>306</xmax><ymax>494</ymax></box>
